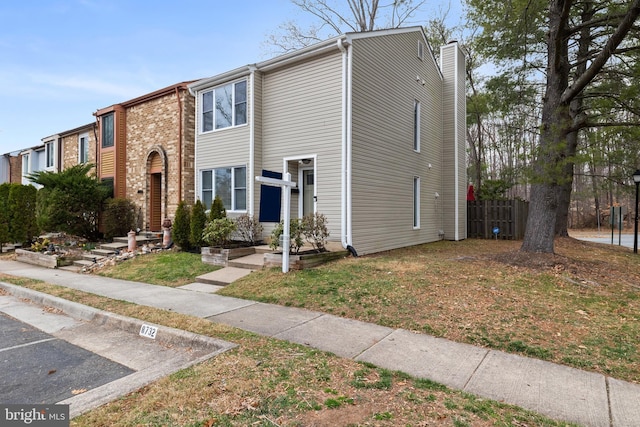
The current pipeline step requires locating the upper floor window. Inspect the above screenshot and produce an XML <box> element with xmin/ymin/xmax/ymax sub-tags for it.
<box><xmin>79</xmin><ymin>133</ymin><xmax>89</xmax><ymax>163</ymax></box>
<box><xmin>418</xmin><ymin>41</ymin><xmax>424</xmax><ymax>60</ymax></box>
<box><xmin>414</xmin><ymin>100</ymin><xmax>421</xmax><ymax>152</ymax></box>
<box><xmin>22</xmin><ymin>153</ymin><xmax>30</xmax><ymax>174</ymax></box>
<box><xmin>202</xmin><ymin>80</ymin><xmax>247</xmax><ymax>132</ymax></box>
<box><xmin>201</xmin><ymin>166</ymin><xmax>247</xmax><ymax>211</ymax></box>
<box><xmin>102</xmin><ymin>113</ymin><xmax>114</xmax><ymax>148</ymax></box>
<box><xmin>45</xmin><ymin>141</ymin><xmax>54</xmax><ymax>168</ymax></box>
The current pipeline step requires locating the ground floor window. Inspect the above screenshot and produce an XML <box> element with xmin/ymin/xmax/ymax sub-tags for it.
<box><xmin>201</xmin><ymin>166</ymin><xmax>247</xmax><ymax>211</ymax></box>
<box><xmin>413</xmin><ymin>176</ymin><xmax>420</xmax><ymax>229</ymax></box>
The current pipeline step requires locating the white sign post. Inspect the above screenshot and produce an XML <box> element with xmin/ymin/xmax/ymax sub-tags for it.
<box><xmin>255</xmin><ymin>172</ymin><xmax>297</xmax><ymax>273</ymax></box>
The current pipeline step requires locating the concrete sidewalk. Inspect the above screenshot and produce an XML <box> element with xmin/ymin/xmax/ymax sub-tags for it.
<box><xmin>1</xmin><ymin>259</ymin><xmax>639</xmax><ymax>426</ymax></box>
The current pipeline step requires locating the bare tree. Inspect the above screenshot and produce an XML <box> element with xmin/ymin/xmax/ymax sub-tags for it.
<box><xmin>264</xmin><ymin>0</ymin><xmax>427</xmax><ymax>54</ymax></box>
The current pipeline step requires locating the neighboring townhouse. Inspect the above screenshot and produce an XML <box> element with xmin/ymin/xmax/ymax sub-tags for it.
<box><xmin>94</xmin><ymin>82</ymin><xmax>196</xmax><ymax>232</ymax></box>
<box><xmin>20</xmin><ymin>135</ymin><xmax>60</xmax><ymax>187</ymax></box>
<box><xmin>0</xmin><ymin>152</ymin><xmax>21</xmax><ymax>184</ymax></box>
<box><xmin>189</xmin><ymin>26</ymin><xmax>466</xmax><ymax>255</ymax></box>
<box><xmin>59</xmin><ymin>123</ymin><xmax>97</xmax><ymax>170</ymax></box>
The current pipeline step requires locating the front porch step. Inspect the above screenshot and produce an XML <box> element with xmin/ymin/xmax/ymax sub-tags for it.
<box><xmin>113</xmin><ymin>235</ymin><xmax>162</xmax><ymax>245</ymax></box>
<box><xmin>81</xmin><ymin>253</ymin><xmax>106</xmax><ymax>263</ymax></box>
<box><xmin>196</xmin><ymin>267</ymin><xmax>254</xmax><ymax>286</ymax></box>
<box><xmin>228</xmin><ymin>253</ymin><xmax>266</xmax><ymax>269</ymax></box>
<box><xmin>73</xmin><ymin>259</ymin><xmax>99</xmax><ymax>268</ymax></box>
<box><xmin>91</xmin><ymin>248</ymin><xmax>117</xmax><ymax>257</ymax></box>
<box><xmin>99</xmin><ymin>242</ymin><xmax>128</xmax><ymax>251</ymax></box>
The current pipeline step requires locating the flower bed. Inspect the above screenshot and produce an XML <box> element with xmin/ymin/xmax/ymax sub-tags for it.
<box><xmin>201</xmin><ymin>246</ymin><xmax>257</xmax><ymax>267</ymax></box>
<box><xmin>263</xmin><ymin>250</ymin><xmax>349</xmax><ymax>270</ymax></box>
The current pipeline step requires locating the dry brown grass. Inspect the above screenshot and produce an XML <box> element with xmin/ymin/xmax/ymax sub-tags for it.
<box><xmin>219</xmin><ymin>237</ymin><xmax>640</xmax><ymax>383</ymax></box>
<box><xmin>0</xmin><ymin>273</ymin><xmax>574</xmax><ymax>426</ymax></box>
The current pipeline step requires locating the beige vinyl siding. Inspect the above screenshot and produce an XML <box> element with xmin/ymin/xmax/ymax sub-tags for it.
<box><xmin>350</xmin><ymin>31</ymin><xmax>444</xmax><ymax>255</ymax></box>
<box><xmin>252</xmin><ymin>70</ymin><xmax>264</xmax><ymax>219</ymax></box>
<box><xmin>440</xmin><ymin>42</ymin><xmax>467</xmax><ymax>240</ymax></box>
<box><xmin>260</xmin><ymin>51</ymin><xmax>343</xmax><ymax>239</ymax></box>
<box><xmin>195</xmin><ymin>77</ymin><xmax>252</xmax><ymax>213</ymax></box>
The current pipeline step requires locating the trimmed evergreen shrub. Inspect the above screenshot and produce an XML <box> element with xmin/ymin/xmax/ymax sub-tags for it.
<box><xmin>103</xmin><ymin>198</ymin><xmax>137</xmax><ymax>239</ymax></box>
<box><xmin>189</xmin><ymin>199</ymin><xmax>207</xmax><ymax>250</ymax></box>
<box><xmin>173</xmin><ymin>200</ymin><xmax>191</xmax><ymax>250</ymax></box>
<box><xmin>8</xmin><ymin>184</ymin><xmax>37</xmax><ymax>244</ymax></box>
<box><xmin>209</xmin><ymin>195</ymin><xmax>226</xmax><ymax>221</ymax></box>
<box><xmin>30</xmin><ymin>164</ymin><xmax>110</xmax><ymax>240</ymax></box>
<box><xmin>0</xmin><ymin>183</ymin><xmax>11</xmax><ymax>249</ymax></box>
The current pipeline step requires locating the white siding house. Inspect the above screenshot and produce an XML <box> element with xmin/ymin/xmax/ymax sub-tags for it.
<box><xmin>189</xmin><ymin>27</ymin><xmax>466</xmax><ymax>255</ymax></box>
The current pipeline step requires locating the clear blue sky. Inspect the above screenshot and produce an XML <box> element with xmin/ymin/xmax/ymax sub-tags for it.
<box><xmin>0</xmin><ymin>0</ymin><xmax>463</xmax><ymax>154</ymax></box>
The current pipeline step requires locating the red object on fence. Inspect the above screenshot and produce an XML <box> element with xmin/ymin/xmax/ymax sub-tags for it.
<box><xmin>467</xmin><ymin>184</ymin><xmax>475</xmax><ymax>201</ymax></box>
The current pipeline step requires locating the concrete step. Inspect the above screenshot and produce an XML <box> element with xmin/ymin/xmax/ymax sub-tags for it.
<box><xmin>73</xmin><ymin>259</ymin><xmax>98</xmax><ymax>268</ymax></box>
<box><xmin>91</xmin><ymin>248</ymin><xmax>117</xmax><ymax>257</ymax></box>
<box><xmin>195</xmin><ymin>267</ymin><xmax>254</xmax><ymax>286</ymax></box>
<box><xmin>113</xmin><ymin>235</ymin><xmax>162</xmax><ymax>245</ymax></box>
<box><xmin>228</xmin><ymin>253</ymin><xmax>265</xmax><ymax>269</ymax></box>
<box><xmin>253</xmin><ymin>245</ymin><xmax>274</xmax><ymax>254</ymax></box>
<box><xmin>81</xmin><ymin>253</ymin><xmax>106</xmax><ymax>262</ymax></box>
<box><xmin>99</xmin><ymin>242</ymin><xmax>128</xmax><ymax>251</ymax></box>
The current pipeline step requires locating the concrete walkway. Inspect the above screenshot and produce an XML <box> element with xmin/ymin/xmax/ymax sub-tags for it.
<box><xmin>1</xmin><ymin>259</ymin><xmax>639</xmax><ymax>426</ymax></box>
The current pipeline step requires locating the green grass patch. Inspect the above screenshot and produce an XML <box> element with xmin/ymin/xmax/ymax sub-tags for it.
<box><xmin>97</xmin><ymin>250</ymin><xmax>219</xmax><ymax>287</ymax></box>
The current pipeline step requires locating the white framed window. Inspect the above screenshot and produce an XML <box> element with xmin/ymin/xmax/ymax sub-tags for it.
<box><xmin>22</xmin><ymin>153</ymin><xmax>30</xmax><ymax>174</ymax></box>
<box><xmin>45</xmin><ymin>141</ymin><xmax>54</xmax><ymax>168</ymax></box>
<box><xmin>413</xmin><ymin>176</ymin><xmax>420</xmax><ymax>229</ymax></box>
<box><xmin>201</xmin><ymin>166</ymin><xmax>247</xmax><ymax>211</ymax></box>
<box><xmin>413</xmin><ymin>100</ymin><xmax>421</xmax><ymax>152</ymax></box>
<box><xmin>79</xmin><ymin>133</ymin><xmax>89</xmax><ymax>163</ymax></box>
<box><xmin>418</xmin><ymin>40</ymin><xmax>424</xmax><ymax>60</ymax></box>
<box><xmin>201</xmin><ymin>80</ymin><xmax>247</xmax><ymax>133</ymax></box>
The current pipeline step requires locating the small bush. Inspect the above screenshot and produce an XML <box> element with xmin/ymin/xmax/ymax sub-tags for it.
<box><xmin>209</xmin><ymin>195</ymin><xmax>226</xmax><ymax>221</ymax></box>
<box><xmin>173</xmin><ymin>201</ymin><xmax>191</xmax><ymax>250</ymax></box>
<box><xmin>301</xmin><ymin>212</ymin><xmax>329</xmax><ymax>252</ymax></box>
<box><xmin>103</xmin><ymin>198</ymin><xmax>136</xmax><ymax>239</ymax></box>
<box><xmin>203</xmin><ymin>217</ymin><xmax>236</xmax><ymax>247</ymax></box>
<box><xmin>189</xmin><ymin>200</ymin><xmax>207</xmax><ymax>250</ymax></box>
<box><xmin>269</xmin><ymin>219</ymin><xmax>304</xmax><ymax>254</ymax></box>
<box><xmin>234</xmin><ymin>214</ymin><xmax>263</xmax><ymax>245</ymax></box>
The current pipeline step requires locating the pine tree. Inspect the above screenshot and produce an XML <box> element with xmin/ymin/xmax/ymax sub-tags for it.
<box><xmin>189</xmin><ymin>199</ymin><xmax>207</xmax><ymax>250</ymax></box>
<box><xmin>173</xmin><ymin>200</ymin><xmax>191</xmax><ymax>251</ymax></box>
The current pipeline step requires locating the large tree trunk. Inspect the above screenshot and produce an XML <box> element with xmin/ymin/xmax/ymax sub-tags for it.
<box><xmin>521</xmin><ymin>0</ymin><xmax>571</xmax><ymax>253</ymax></box>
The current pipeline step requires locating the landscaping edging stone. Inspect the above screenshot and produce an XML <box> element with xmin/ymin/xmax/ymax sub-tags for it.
<box><xmin>15</xmin><ymin>248</ymin><xmax>64</xmax><ymax>268</ymax></box>
<box><xmin>201</xmin><ymin>246</ymin><xmax>257</xmax><ymax>267</ymax></box>
<box><xmin>263</xmin><ymin>250</ymin><xmax>349</xmax><ymax>270</ymax></box>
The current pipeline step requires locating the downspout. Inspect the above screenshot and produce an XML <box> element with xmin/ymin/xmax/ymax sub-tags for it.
<box><xmin>337</xmin><ymin>38</ymin><xmax>354</xmax><ymax>252</ymax></box>
<box><xmin>187</xmin><ymin>85</ymin><xmax>198</xmax><ymax>206</ymax></box>
<box><xmin>175</xmin><ymin>87</ymin><xmax>183</xmax><ymax>205</ymax></box>
<box><xmin>453</xmin><ymin>45</ymin><xmax>460</xmax><ymax>241</ymax></box>
<box><xmin>249</xmin><ymin>65</ymin><xmax>257</xmax><ymax>216</ymax></box>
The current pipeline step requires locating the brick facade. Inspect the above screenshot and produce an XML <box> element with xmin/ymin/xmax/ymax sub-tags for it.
<box><xmin>95</xmin><ymin>83</ymin><xmax>195</xmax><ymax>231</ymax></box>
<box><xmin>9</xmin><ymin>155</ymin><xmax>21</xmax><ymax>183</ymax></box>
<box><xmin>60</xmin><ymin>123</ymin><xmax>97</xmax><ymax>171</ymax></box>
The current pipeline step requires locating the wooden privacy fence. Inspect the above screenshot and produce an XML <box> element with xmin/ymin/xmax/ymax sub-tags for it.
<box><xmin>467</xmin><ymin>200</ymin><xmax>529</xmax><ymax>240</ymax></box>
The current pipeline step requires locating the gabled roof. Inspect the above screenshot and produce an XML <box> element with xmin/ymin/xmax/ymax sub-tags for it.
<box><xmin>188</xmin><ymin>26</ymin><xmax>439</xmax><ymax>93</ymax></box>
<box><xmin>95</xmin><ymin>80</ymin><xmax>198</xmax><ymax>116</ymax></box>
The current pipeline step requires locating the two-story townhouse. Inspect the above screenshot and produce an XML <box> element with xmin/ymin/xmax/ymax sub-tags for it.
<box><xmin>20</xmin><ymin>135</ymin><xmax>61</xmax><ymax>187</ymax></box>
<box><xmin>189</xmin><ymin>26</ymin><xmax>466</xmax><ymax>255</ymax></box>
<box><xmin>94</xmin><ymin>82</ymin><xmax>196</xmax><ymax>232</ymax></box>
<box><xmin>59</xmin><ymin>123</ymin><xmax>97</xmax><ymax>170</ymax></box>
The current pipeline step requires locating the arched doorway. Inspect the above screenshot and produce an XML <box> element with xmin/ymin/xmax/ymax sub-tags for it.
<box><xmin>148</xmin><ymin>151</ymin><xmax>163</xmax><ymax>231</ymax></box>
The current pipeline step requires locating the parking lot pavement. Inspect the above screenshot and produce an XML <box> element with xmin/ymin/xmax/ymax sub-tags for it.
<box><xmin>1</xmin><ymin>313</ymin><xmax>134</xmax><ymax>404</ymax></box>
<box><xmin>0</xmin><ymin>284</ymin><xmax>236</xmax><ymax>418</ymax></box>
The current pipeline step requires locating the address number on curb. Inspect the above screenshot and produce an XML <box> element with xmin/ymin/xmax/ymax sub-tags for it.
<box><xmin>139</xmin><ymin>324</ymin><xmax>158</xmax><ymax>339</ymax></box>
